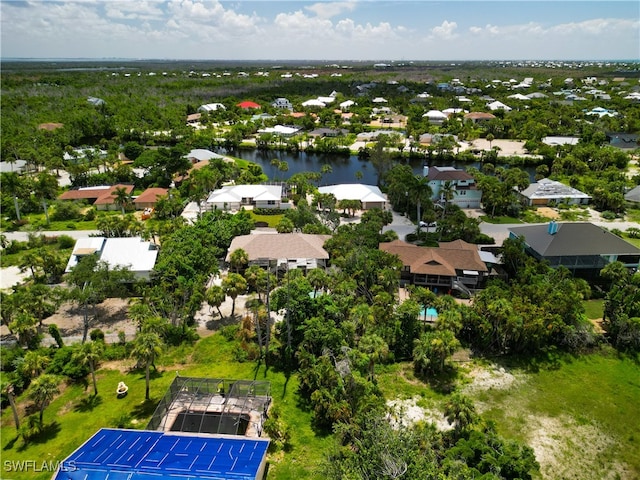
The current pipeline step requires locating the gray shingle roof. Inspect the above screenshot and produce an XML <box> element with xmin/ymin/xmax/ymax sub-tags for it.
<box><xmin>509</xmin><ymin>222</ymin><xmax>640</xmax><ymax>257</ymax></box>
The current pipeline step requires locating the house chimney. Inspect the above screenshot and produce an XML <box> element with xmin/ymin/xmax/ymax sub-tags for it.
<box><xmin>423</xmin><ymin>165</ymin><xmax>429</xmax><ymax>177</ymax></box>
<box><xmin>547</xmin><ymin>221</ymin><xmax>558</xmax><ymax>235</ymax></box>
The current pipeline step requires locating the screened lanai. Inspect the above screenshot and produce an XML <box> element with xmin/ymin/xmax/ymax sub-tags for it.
<box><xmin>147</xmin><ymin>376</ymin><xmax>271</xmax><ymax>438</ymax></box>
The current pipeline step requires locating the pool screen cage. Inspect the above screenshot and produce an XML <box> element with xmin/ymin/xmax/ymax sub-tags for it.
<box><xmin>147</xmin><ymin>376</ymin><xmax>271</xmax><ymax>438</ymax></box>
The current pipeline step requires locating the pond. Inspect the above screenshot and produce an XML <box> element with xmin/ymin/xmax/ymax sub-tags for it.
<box><xmin>225</xmin><ymin>149</ymin><xmax>537</xmax><ymax>184</ymax></box>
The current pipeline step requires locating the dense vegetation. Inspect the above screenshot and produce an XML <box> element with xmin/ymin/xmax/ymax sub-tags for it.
<box><xmin>1</xmin><ymin>60</ymin><xmax>639</xmax><ymax>479</ymax></box>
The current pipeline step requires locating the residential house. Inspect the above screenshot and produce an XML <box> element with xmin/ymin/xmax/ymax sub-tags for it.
<box><xmin>65</xmin><ymin>237</ymin><xmax>159</xmax><ymax>280</ymax></box>
<box><xmin>198</xmin><ymin>103</ymin><xmax>226</xmax><ymax>112</ymax></box>
<box><xmin>184</xmin><ymin>149</ymin><xmax>222</xmax><ymax>163</ymax></box>
<box><xmin>425</xmin><ymin>166</ymin><xmax>482</xmax><ymax>209</ymax></box>
<box><xmin>606</xmin><ymin>132</ymin><xmax>639</xmax><ymax>150</ymax></box>
<box><xmin>58</xmin><ymin>184</ymin><xmax>134</xmax><ymax>211</ymax></box>
<box><xmin>339</xmin><ymin>99</ymin><xmax>356</xmax><ymax>110</ymax></box>
<box><xmin>624</xmin><ymin>185</ymin><xmax>640</xmax><ymax>203</ymax></box>
<box><xmin>271</xmin><ymin>98</ymin><xmax>293</xmax><ymax>110</ymax></box>
<box><xmin>0</xmin><ymin>159</ymin><xmax>27</xmax><ymax>173</ymax></box>
<box><xmin>205</xmin><ymin>185</ymin><xmax>289</xmax><ymax>211</ymax></box>
<box><xmin>542</xmin><ymin>136</ymin><xmax>580</xmax><ymax>146</ymax></box>
<box><xmin>87</xmin><ymin>96</ymin><xmax>105</xmax><ymax>106</ymax></box>
<box><xmin>486</xmin><ymin>101</ymin><xmax>512</xmax><ymax>111</ymax></box>
<box><xmin>227</xmin><ymin>233</ymin><xmax>331</xmax><ymax>271</ymax></box>
<box><xmin>423</xmin><ymin>110</ymin><xmax>448</xmax><ymax>125</ymax></box>
<box><xmin>133</xmin><ymin>187</ymin><xmax>168</xmax><ymax>210</ymax></box>
<box><xmin>236</xmin><ymin>101</ymin><xmax>261</xmax><ymax>109</ymax></box>
<box><xmin>519</xmin><ymin>178</ymin><xmax>591</xmax><ymax>206</ymax></box>
<box><xmin>257</xmin><ymin>125</ymin><xmax>300</xmax><ymax>137</ymax></box>
<box><xmin>380</xmin><ymin>239</ymin><xmax>489</xmax><ymax>294</ymax></box>
<box><xmin>308</xmin><ymin>128</ymin><xmax>348</xmax><ymax>139</ymax></box>
<box><xmin>464</xmin><ymin>112</ymin><xmax>496</xmax><ymax>125</ymax></box>
<box><xmin>508</xmin><ymin>222</ymin><xmax>640</xmax><ymax>278</ymax></box>
<box><xmin>186</xmin><ymin>113</ymin><xmax>202</xmax><ymax>124</ymax></box>
<box><xmin>318</xmin><ymin>184</ymin><xmax>387</xmax><ymax>210</ymax></box>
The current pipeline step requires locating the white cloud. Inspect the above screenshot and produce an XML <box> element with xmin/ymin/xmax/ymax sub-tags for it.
<box><xmin>304</xmin><ymin>1</ymin><xmax>357</xmax><ymax>19</ymax></box>
<box><xmin>430</xmin><ymin>20</ymin><xmax>458</xmax><ymax>40</ymax></box>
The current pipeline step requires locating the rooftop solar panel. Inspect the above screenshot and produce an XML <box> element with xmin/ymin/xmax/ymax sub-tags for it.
<box><xmin>54</xmin><ymin>428</ymin><xmax>269</xmax><ymax>480</ymax></box>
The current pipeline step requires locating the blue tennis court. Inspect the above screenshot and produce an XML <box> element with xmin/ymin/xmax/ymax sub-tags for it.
<box><xmin>54</xmin><ymin>428</ymin><xmax>270</xmax><ymax>480</ymax></box>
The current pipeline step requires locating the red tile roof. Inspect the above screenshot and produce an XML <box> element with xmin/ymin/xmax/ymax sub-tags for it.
<box><xmin>133</xmin><ymin>188</ymin><xmax>169</xmax><ymax>205</ymax></box>
<box><xmin>380</xmin><ymin>239</ymin><xmax>487</xmax><ymax>276</ymax></box>
<box><xmin>59</xmin><ymin>184</ymin><xmax>134</xmax><ymax>204</ymax></box>
<box><xmin>237</xmin><ymin>101</ymin><xmax>260</xmax><ymax>109</ymax></box>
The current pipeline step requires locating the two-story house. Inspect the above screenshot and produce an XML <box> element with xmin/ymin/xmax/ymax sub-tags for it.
<box><xmin>425</xmin><ymin>166</ymin><xmax>482</xmax><ymax>209</ymax></box>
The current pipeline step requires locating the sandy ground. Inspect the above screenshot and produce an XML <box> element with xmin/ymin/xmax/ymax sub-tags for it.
<box><xmin>0</xmin><ymin>284</ymin><xmax>255</xmax><ymax>346</ymax></box>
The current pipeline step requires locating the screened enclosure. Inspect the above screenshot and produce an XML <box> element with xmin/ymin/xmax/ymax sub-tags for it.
<box><xmin>147</xmin><ymin>376</ymin><xmax>272</xmax><ymax>437</ymax></box>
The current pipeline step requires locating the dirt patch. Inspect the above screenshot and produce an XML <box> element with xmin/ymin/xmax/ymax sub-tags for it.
<box><xmin>386</xmin><ymin>397</ymin><xmax>453</xmax><ymax>432</ymax></box>
<box><xmin>42</xmin><ymin>298</ymin><xmax>137</xmax><ymax>342</ymax></box>
<box><xmin>462</xmin><ymin>365</ymin><xmax>523</xmax><ymax>393</ymax></box>
<box><xmin>526</xmin><ymin>414</ymin><xmax>629</xmax><ymax>480</ymax></box>
<box><xmin>536</xmin><ymin>207</ymin><xmax>560</xmax><ymax>219</ymax></box>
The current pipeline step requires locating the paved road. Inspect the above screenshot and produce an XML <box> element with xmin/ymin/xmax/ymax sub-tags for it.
<box><xmin>2</xmin><ymin>230</ymin><xmax>100</xmax><ymax>242</ymax></box>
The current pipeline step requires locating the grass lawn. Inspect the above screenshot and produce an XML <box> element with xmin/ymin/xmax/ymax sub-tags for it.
<box><xmin>583</xmin><ymin>299</ymin><xmax>604</xmax><ymax>319</ymax></box>
<box><xmin>472</xmin><ymin>351</ymin><xmax>640</xmax><ymax>480</ymax></box>
<box><xmin>0</xmin><ymin>334</ymin><xmax>331</xmax><ymax>480</ymax></box>
<box><xmin>479</xmin><ymin>215</ymin><xmax>523</xmax><ymax>224</ymax></box>
<box><xmin>248</xmin><ymin>211</ymin><xmax>284</xmax><ymax>228</ymax></box>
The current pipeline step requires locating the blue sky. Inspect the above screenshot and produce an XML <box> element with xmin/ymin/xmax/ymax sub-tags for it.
<box><xmin>1</xmin><ymin>1</ymin><xmax>638</xmax><ymax>60</ymax></box>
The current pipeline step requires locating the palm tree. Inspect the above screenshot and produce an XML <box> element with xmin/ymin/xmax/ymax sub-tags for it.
<box><xmin>3</xmin><ymin>382</ymin><xmax>21</xmax><ymax>430</ymax></box>
<box><xmin>206</xmin><ymin>285</ymin><xmax>226</xmax><ymax>318</ymax></box>
<box><xmin>222</xmin><ymin>273</ymin><xmax>247</xmax><ymax>317</ymax></box>
<box><xmin>113</xmin><ymin>186</ymin><xmax>131</xmax><ymax>215</ymax></box>
<box><xmin>28</xmin><ymin>374</ymin><xmax>60</xmax><ymax>423</ymax></box>
<box><xmin>73</xmin><ymin>341</ymin><xmax>105</xmax><ymax>396</ymax></box>
<box><xmin>131</xmin><ymin>331</ymin><xmax>163</xmax><ymax>400</ymax></box>
<box><xmin>444</xmin><ymin>393</ymin><xmax>477</xmax><ymax>434</ymax></box>
<box><xmin>33</xmin><ymin>171</ymin><xmax>58</xmax><ymax>225</ymax></box>
<box><xmin>21</xmin><ymin>350</ymin><xmax>50</xmax><ymax>378</ymax></box>
<box><xmin>358</xmin><ymin>333</ymin><xmax>389</xmax><ymax>381</ymax></box>
<box><xmin>306</xmin><ymin>268</ymin><xmax>329</xmax><ymax>298</ymax></box>
<box><xmin>406</xmin><ymin>174</ymin><xmax>432</xmax><ymax>226</ymax></box>
<box><xmin>440</xmin><ymin>180</ymin><xmax>455</xmax><ymax>218</ymax></box>
<box><xmin>229</xmin><ymin>248</ymin><xmax>249</xmax><ymax>273</ymax></box>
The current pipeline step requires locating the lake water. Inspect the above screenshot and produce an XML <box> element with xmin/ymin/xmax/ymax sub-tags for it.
<box><xmin>226</xmin><ymin>149</ymin><xmax>535</xmax><ymax>185</ymax></box>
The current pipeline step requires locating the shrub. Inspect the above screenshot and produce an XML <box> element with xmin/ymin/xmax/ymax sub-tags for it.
<box><xmin>263</xmin><ymin>405</ymin><xmax>291</xmax><ymax>451</ymax></box>
<box><xmin>90</xmin><ymin>329</ymin><xmax>105</xmax><ymax>342</ymax></box>
<box><xmin>47</xmin><ymin>347</ymin><xmax>89</xmax><ymax>380</ymax></box>
<box><xmin>4</xmin><ymin>240</ymin><xmax>28</xmax><ymax>254</ymax></box>
<box><xmin>51</xmin><ymin>200</ymin><xmax>82</xmax><ymax>221</ymax></box>
<box><xmin>48</xmin><ymin>324</ymin><xmax>64</xmax><ymax>348</ymax></box>
<box><xmin>57</xmin><ymin>235</ymin><xmax>76</xmax><ymax>249</ymax></box>
<box><xmin>83</xmin><ymin>208</ymin><xmax>97</xmax><ymax>221</ymax></box>
<box><xmin>601</xmin><ymin>211</ymin><xmax>617</xmax><ymax>220</ymax></box>
<box><xmin>627</xmin><ymin>227</ymin><xmax>640</xmax><ymax>239</ymax></box>
<box><xmin>219</xmin><ymin>324</ymin><xmax>240</xmax><ymax>341</ymax></box>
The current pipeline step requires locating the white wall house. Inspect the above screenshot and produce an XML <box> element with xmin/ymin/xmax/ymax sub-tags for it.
<box><xmin>65</xmin><ymin>237</ymin><xmax>159</xmax><ymax>280</ymax></box>
<box><xmin>205</xmin><ymin>185</ymin><xmax>290</xmax><ymax>211</ymax></box>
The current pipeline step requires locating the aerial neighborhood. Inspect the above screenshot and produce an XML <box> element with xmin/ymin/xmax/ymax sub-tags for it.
<box><xmin>1</xmin><ymin>59</ymin><xmax>640</xmax><ymax>480</ymax></box>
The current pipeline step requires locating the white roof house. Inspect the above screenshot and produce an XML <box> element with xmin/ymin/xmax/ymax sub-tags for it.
<box><xmin>487</xmin><ymin>101</ymin><xmax>512</xmax><ymax>111</ymax></box>
<box><xmin>507</xmin><ymin>93</ymin><xmax>530</xmax><ymax>101</ymax></box>
<box><xmin>198</xmin><ymin>103</ymin><xmax>226</xmax><ymax>112</ymax></box>
<box><xmin>184</xmin><ymin>149</ymin><xmax>221</xmax><ymax>162</ymax></box>
<box><xmin>519</xmin><ymin>178</ymin><xmax>591</xmax><ymax>206</ymax></box>
<box><xmin>318</xmin><ymin>184</ymin><xmax>387</xmax><ymax>210</ymax></box>
<box><xmin>423</xmin><ymin>110</ymin><xmax>448</xmax><ymax>124</ymax></box>
<box><xmin>65</xmin><ymin>237</ymin><xmax>159</xmax><ymax>280</ymax></box>
<box><xmin>372</xmin><ymin>97</ymin><xmax>388</xmax><ymax>103</ymax></box>
<box><xmin>339</xmin><ymin>100</ymin><xmax>356</xmax><ymax>110</ymax></box>
<box><xmin>257</xmin><ymin>125</ymin><xmax>301</xmax><ymax>136</ymax></box>
<box><xmin>302</xmin><ymin>99</ymin><xmax>326</xmax><ymax>107</ymax></box>
<box><xmin>205</xmin><ymin>185</ymin><xmax>287</xmax><ymax>211</ymax></box>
